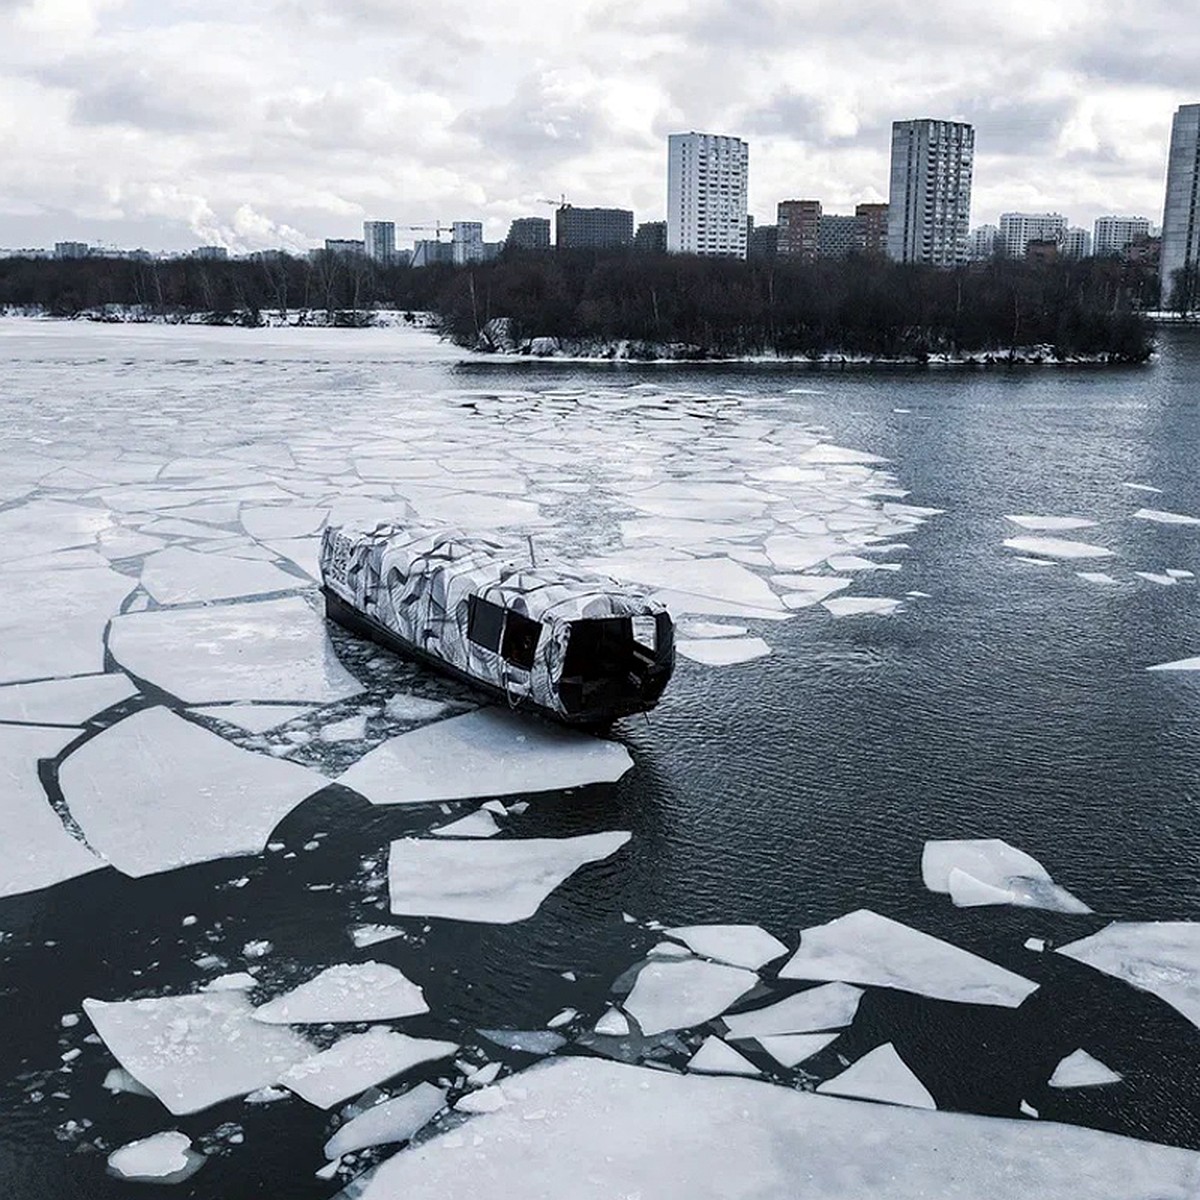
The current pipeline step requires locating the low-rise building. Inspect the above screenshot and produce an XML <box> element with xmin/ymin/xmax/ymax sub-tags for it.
<box><xmin>634</xmin><ymin>221</ymin><xmax>667</xmax><ymax>253</ymax></box>
<box><xmin>747</xmin><ymin>223</ymin><xmax>777</xmax><ymax>259</ymax></box>
<box><xmin>999</xmin><ymin>213</ymin><xmax>1066</xmax><ymax>258</ymax></box>
<box><xmin>1094</xmin><ymin>215</ymin><xmax>1152</xmax><ymax>257</ymax></box>
<box><xmin>324</xmin><ymin>239</ymin><xmax>365</xmax><ymax>257</ymax></box>
<box><xmin>777</xmin><ymin>200</ymin><xmax>821</xmax><ymax>260</ymax></box>
<box><xmin>968</xmin><ymin>224</ymin><xmax>999</xmax><ymax>260</ymax></box>
<box><xmin>506</xmin><ymin>217</ymin><xmax>552</xmax><ymax>250</ymax></box>
<box><xmin>555</xmin><ymin>206</ymin><xmax>634</xmax><ymax>250</ymax></box>
<box><xmin>191</xmin><ymin>246</ymin><xmax>229</xmax><ymax>261</ymax></box>
<box><xmin>1062</xmin><ymin>227</ymin><xmax>1092</xmax><ymax>259</ymax></box>
<box><xmin>855</xmin><ymin>203</ymin><xmax>889</xmax><ymax>255</ymax></box>
<box><xmin>411</xmin><ymin>240</ymin><xmax>452</xmax><ymax>268</ymax></box>
<box><xmin>54</xmin><ymin>241</ymin><xmax>90</xmax><ymax>259</ymax></box>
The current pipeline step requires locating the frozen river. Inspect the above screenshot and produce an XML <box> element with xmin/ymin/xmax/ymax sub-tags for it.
<box><xmin>2</xmin><ymin>318</ymin><xmax>1200</xmax><ymax>1197</ymax></box>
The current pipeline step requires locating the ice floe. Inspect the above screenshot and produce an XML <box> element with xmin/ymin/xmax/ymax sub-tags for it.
<box><xmin>1147</xmin><ymin>655</ymin><xmax>1200</xmax><ymax>672</ymax></box>
<box><xmin>0</xmin><ymin>724</ymin><xmax>105</xmax><ymax>898</ymax></box>
<box><xmin>594</xmin><ymin>1008</ymin><xmax>630</xmax><ymax>1037</ymax></box>
<box><xmin>0</xmin><ymin>673</ymin><xmax>136</xmax><ymax>725</ymax></box>
<box><xmin>1133</xmin><ymin>508</ymin><xmax>1200</xmax><ymax>526</ymax></box>
<box><xmin>319</xmin><ymin>713</ymin><xmax>369</xmax><ymax>742</ymax></box>
<box><xmin>59</xmin><ymin>706</ymin><xmax>326</xmax><ymax>876</ymax></box>
<box><xmin>84</xmin><ymin>991</ymin><xmax>313</xmax><ymax>1115</ymax></box>
<box><xmin>479</xmin><ymin>1029</ymin><xmax>566</xmax><ymax>1054</ymax></box>
<box><xmin>430</xmin><ymin>810</ymin><xmax>501</xmax><ymax>838</ymax></box>
<box><xmin>356</xmin><ymin>1057</ymin><xmax>1200</xmax><ymax>1200</ymax></box>
<box><xmin>922</xmin><ymin>839</ymin><xmax>1091</xmax><ymax>914</ymax></box>
<box><xmin>722</xmin><ymin>982</ymin><xmax>864</xmax><ymax>1038</ymax></box>
<box><xmin>665</xmin><ymin>924</ymin><xmax>788</xmax><ymax>971</ymax></box>
<box><xmin>1077</xmin><ymin>572</ymin><xmax>1118</xmax><ymax>585</ymax></box>
<box><xmin>676</xmin><ymin>621</ymin><xmax>749</xmax><ymax>639</ymax></box>
<box><xmin>1048</xmin><ymin>1049</ymin><xmax>1122</xmax><ymax>1088</ymax></box>
<box><xmin>817</xmin><ymin>1042</ymin><xmax>936</xmax><ymax>1109</ymax></box>
<box><xmin>109</xmin><ymin>597</ymin><xmax>364</xmax><ymax>704</ymax></box>
<box><xmin>1058</xmin><ymin>922</ymin><xmax>1200</xmax><ymax>1028</ymax></box>
<box><xmin>1004</xmin><ymin>515</ymin><xmax>1097</xmax><ymax>532</ymax></box>
<box><xmin>107</xmin><ymin>1131</ymin><xmax>205</xmax><ymax>1184</ymax></box>
<box><xmin>754</xmin><ymin>1031</ymin><xmax>839</xmax><ymax>1068</ymax></box>
<box><xmin>675</xmin><ymin>637</ymin><xmax>772</xmax><ymax>666</ymax></box>
<box><xmin>387</xmin><ymin>831</ymin><xmax>631</xmax><ymax>923</ymax></box>
<box><xmin>324</xmin><ymin>1083</ymin><xmax>447</xmax><ymax>1158</ymax></box>
<box><xmin>252</xmin><ymin>962</ymin><xmax>428</xmax><ymax>1024</ymax></box>
<box><xmin>687</xmin><ymin>1036</ymin><xmax>760</xmax><ymax>1077</ymax></box>
<box><xmin>779</xmin><ymin>909</ymin><xmax>1038</xmax><ymax>1007</ymax></box>
<box><xmin>139</xmin><ymin>546</ymin><xmax>304</xmax><ymax>605</ymax></box>
<box><xmin>822</xmin><ymin>596</ymin><xmax>902</xmax><ymax>618</ymax></box>
<box><xmin>340</xmin><ymin>708</ymin><xmax>632</xmax><ymax>806</ymax></box>
<box><xmin>1003</xmin><ymin>536</ymin><xmax>1114</xmax><ymax>560</ymax></box>
<box><xmin>350</xmin><ymin>924</ymin><xmax>406</xmax><ymax>950</ymax></box>
<box><xmin>622</xmin><ymin>958</ymin><xmax>758</xmax><ymax>1036</ymax></box>
<box><xmin>280</xmin><ymin>1029</ymin><xmax>458</xmax><ymax>1109</ymax></box>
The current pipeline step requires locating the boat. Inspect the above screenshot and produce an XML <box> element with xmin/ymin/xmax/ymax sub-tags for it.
<box><xmin>319</xmin><ymin>523</ymin><xmax>675</xmax><ymax>725</ymax></box>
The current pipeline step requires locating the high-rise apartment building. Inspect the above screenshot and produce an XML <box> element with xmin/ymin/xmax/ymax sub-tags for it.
<box><xmin>1094</xmin><ymin>215</ymin><xmax>1152</xmax><ymax>257</ymax></box>
<box><xmin>452</xmin><ymin>221</ymin><xmax>484</xmax><ymax>265</ymax></box>
<box><xmin>855</xmin><ymin>203</ymin><xmax>889</xmax><ymax>255</ymax></box>
<box><xmin>818</xmin><ymin>214</ymin><xmax>859</xmax><ymax>259</ymax></box>
<box><xmin>411</xmin><ymin>240</ymin><xmax>452</xmax><ymax>268</ymax></box>
<box><xmin>999</xmin><ymin>213</ymin><xmax>1067</xmax><ymax>259</ymax></box>
<box><xmin>1161</xmin><ymin>103</ymin><xmax>1200</xmax><ymax>305</ymax></box>
<box><xmin>886</xmin><ymin>119</ymin><xmax>974</xmax><ymax>266</ymax></box>
<box><xmin>1062</xmin><ymin>227</ymin><xmax>1092</xmax><ymax>259</ymax></box>
<box><xmin>506</xmin><ymin>217</ymin><xmax>551</xmax><ymax>250</ymax></box>
<box><xmin>968</xmin><ymin>224</ymin><xmax>999</xmax><ymax>260</ymax></box>
<box><xmin>554</xmin><ymin>206</ymin><xmax>634</xmax><ymax>250</ymax></box>
<box><xmin>777</xmin><ymin>200</ymin><xmax>821</xmax><ymax>260</ymax></box>
<box><xmin>363</xmin><ymin>220</ymin><xmax>396</xmax><ymax>264</ymax></box>
<box><xmin>666</xmin><ymin>132</ymin><xmax>749</xmax><ymax>258</ymax></box>
<box><xmin>634</xmin><ymin>221</ymin><xmax>667</xmax><ymax>253</ymax></box>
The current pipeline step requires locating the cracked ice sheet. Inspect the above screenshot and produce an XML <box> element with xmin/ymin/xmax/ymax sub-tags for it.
<box><xmin>0</xmin><ymin>499</ymin><xmax>111</xmax><ymax>562</ymax></box>
<box><xmin>922</xmin><ymin>840</ymin><xmax>1091</xmax><ymax>914</ymax></box>
<box><xmin>388</xmin><ymin>831</ymin><xmax>631</xmax><ymax>923</ymax></box>
<box><xmin>59</xmin><ymin>706</ymin><xmax>327</xmax><ymax>877</ymax></box>
<box><xmin>254</xmin><ymin>963</ymin><xmax>428</xmax><ymax>1024</ymax></box>
<box><xmin>622</xmin><ymin>958</ymin><xmax>758</xmax><ymax>1036</ymax></box>
<box><xmin>83</xmin><ymin>992</ymin><xmax>313</xmax><ymax>1116</ymax></box>
<box><xmin>139</xmin><ymin>546</ymin><xmax>306</xmax><ymax>605</ymax></box>
<box><xmin>339</xmin><ymin>708</ymin><xmax>632</xmax><ymax>806</ymax></box>
<box><xmin>108</xmin><ymin>597</ymin><xmax>364</xmax><ymax>704</ymax></box>
<box><xmin>0</xmin><ymin>673</ymin><xmax>136</xmax><ymax>725</ymax></box>
<box><xmin>666</xmin><ymin>925</ymin><xmax>788</xmax><ymax>971</ymax></box>
<box><xmin>722</xmin><ymin>983</ymin><xmax>863</xmax><ymax>1039</ymax></box>
<box><xmin>356</xmin><ymin>1058</ymin><xmax>1200</xmax><ymax>1200</ymax></box>
<box><xmin>1058</xmin><ymin>922</ymin><xmax>1200</xmax><ymax>1029</ymax></box>
<box><xmin>817</xmin><ymin>1042</ymin><xmax>936</xmax><ymax>1109</ymax></box>
<box><xmin>1003</xmin><ymin>536</ymin><xmax>1114</xmax><ymax>559</ymax></box>
<box><xmin>676</xmin><ymin>638</ymin><xmax>771</xmax><ymax>666</ymax></box>
<box><xmin>281</xmin><ymin>1029</ymin><xmax>457</xmax><ymax>1109</ymax></box>
<box><xmin>779</xmin><ymin>909</ymin><xmax>1037</xmax><ymax>1007</ymax></box>
<box><xmin>0</xmin><ymin>725</ymin><xmax>105</xmax><ymax>898</ymax></box>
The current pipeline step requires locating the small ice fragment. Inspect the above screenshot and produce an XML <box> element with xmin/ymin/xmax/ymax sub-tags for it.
<box><xmin>350</xmin><ymin>924</ymin><xmax>405</xmax><ymax>949</ymax></box>
<box><xmin>467</xmin><ymin>1062</ymin><xmax>503</xmax><ymax>1087</ymax></box>
<box><xmin>922</xmin><ymin>839</ymin><xmax>1091</xmax><ymax>914</ymax></box>
<box><xmin>665</xmin><ymin>925</ymin><xmax>788</xmax><ymax>971</ymax></box>
<box><xmin>61</xmin><ymin>1048</ymin><xmax>81</xmax><ymax>1062</ymax></box>
<box><xmin>387</xmin><ymin>832</ymin><xmax>631</xmax><ymax>924</ymax></box>
<box><xmin>1122</xmin><ymin>483</ymin><xmax>1162</xmax><ymax>493</ymax></box>
<box><xmin>1136</xmin><ymin>572</ymin><xmax>1177</xmax><ymax>586</ymax></box>
<box><xmin>430</xmin><ymin>810</ymin><xmax>501</xmax><ymax>838</ymax></box>
<box><xmin>648</xmin><ymin>942</ymin><xmax>692</xmax><ymax>960</ymax></box>
<box><xmin>61</xmin><ymin>1014</ymin><xmax>80</xmax><ymax>1028</ymax></box>
<box><xmin>242</xmin><ymin>940</ymin><xmax>272</xmax><ymax>959</ymax></box>
<box><xmin>1048</xmin><ymin>1049</ymin><xmax>1122</xmax><ymax>1088</ymax></box>
<box><xmin>906</xmin><ymin>590</ymin><xmax>932</xmax><ymax>599</ymax></box>
<box><xmin>319</xmin><ymin>714</ymin><xmax>369</xmax><ymax>743</ymax></box>
<box><xmin>253</xmin><ymin>962</ymin><xmax>428</xmax><ymax>1024</ymax></box>
<box><xmin>623</xmin><ymin>958</ymin><xmax>758</xmax><ymax>1036</ymax></box>
<box><xmin>723</xmin><ymin>983</ymin><xmax>864</xmax><ymax>1039</ymax></box>
<box><xmin>1003</xmin><ymin>536</ymin><xmax>1114</xmax><ymax>560</ymax></box>
<box><xmin>822</xmin><ymin>597</ymin><xmax>902</xmax><ymax>618</ymax></box>
<box><xmin>244</xmin><ymin>1085</ymin><xmax>290</xmax><ymax>1104</ymax></box>
<box><xmin>678</xmin><ymin>621</ymin><xmax>749</xmax><ymax>639</ymax></box>
<box><xmin>478</xmin><ymin>1030</ymin><xmax>566</xmax><ymax>1054</ymax></box>
<box><xmin>1015</xmin><ymin>557</ymin><xmax>1057</xmax><ymax>566</ymax></box>
<box><xmin>817</xmin><ymin>1042</ymin><xmax>935</xmax><ymax>1109</ymax></box>
<box><xmin>1133</xmin><ymin>508</ymin><xmax>1200</xmax><ymax>526</ymax></box>
<box><xmin>103</xmin><ymin>1067</ymin><xmax>155</xmax><ymax>1097</ymax></box>
<box><xmin>1004</xmin><ymin>515</ymin><xmax>1096</xmax><ymax>532</ymax></box>
<box><xmin>687</xmin><ymin>1036</ymin><xmax>760</xmax><ymax>1077</ymax></box>
<box><xmin>325</xmin><ymin>1083</ymin><xmax>447</xmax><ymax>1158</ymax></box>
<box><xmin>1077</xmin><ymin>572</ymin><xmax>1118</xmax><ymax>585</ymax></box>
<box><xmin>181</xmin><ymin>915</ymin><xmax>197</xmax><ymax>927</ymax></box>
<box><xmin>201</xmin><ymin>972</ymin><xmax>257</xmax><ymax>992</ymax></box>
<box><xmin>107</xmin><ymin>1131</ymin><xmax>205</xmax><ymax>1184</ymax></box>
<box><xmin>755</xmin><ymin>1032</ymin><xmax>839</xmax><ymax>1068</ymax></box>
<box><xmin>547</xmin><ymin>1008</ymin><xmax>576</xmax><ymax>1029</ymax></box>
<box><xmin>507</xmin><ymin>801</ymin><xmax>530</xmax><ymax>815</ymax></box>
<box><xmin>482</xmin><ymin>799</ymin><xmax>507</xmax><ymax>815</ymax></box>
<box><xmin>1020</xmin><ymin>1099</ymin><xmax>1039</xmax><ymax>1118</ymax></box>
<box><xmin>315</xmin><ymin>1159</ymin><xmax>341</xmax><ymax>1181</ymax></box>
<box><xmin>594</xmin><ymin>1009</ymin><xmax>630</xmax><ymax>1037</ymax></box>
<box><xmin>456</xmin><ymin>1086</ymin><xmax>507</xmax><ymax>1114</ymax></box>
<box><xmin>1147</xmin><ymin>655</ymin><xmax>1200</xmax><ymax>672</ymax></box>
<box><xmin>280</xmin><ymin>1030</ymin><xmax>457</xmax><ymax>1109</ymax></box>
<box><xmin>384</xmin><ymin>694</ymin><xmax>451</xmax><ymax>723</ymax></box>
<box><xmin>779</xmin><ymin>909</ymin><xmax>1037</xmax><ymax>1007</ymax></box>
<box><xmin>676</xmin><ymin>638</ymin><xmax>771</xmax><ymax>666</ymax></box>
<box><xmin>1024</xmin><ymin>938</ymin><xmax>1046</xmax><ymax>953</ymax></box>
<box><xmin>1166</xmin><ymin>569</ymin><xmax>1195</xmax><ymax>579</ymax></box>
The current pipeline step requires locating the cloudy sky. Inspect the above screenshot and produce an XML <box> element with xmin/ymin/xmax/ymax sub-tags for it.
<box><xmin>2</xmin><ymin>0</ymin><xmax>1196</xmax><ymax>252</ymax></box>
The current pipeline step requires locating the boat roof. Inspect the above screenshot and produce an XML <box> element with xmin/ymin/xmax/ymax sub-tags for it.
<box><xmin>326</xmin><ymin>523</ymin><xmax>668</xmax><ymax>625</ymax></box>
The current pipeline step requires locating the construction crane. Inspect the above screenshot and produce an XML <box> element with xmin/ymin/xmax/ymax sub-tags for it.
<box><xmin>537</xmin><ymin>195</ymin><xmax>569</xmax><ymax>210</ymax></box>
<box><xmin>402</xmin><ymin>223</ymin><xmax>454</xmax><ymax>240</ymax></box>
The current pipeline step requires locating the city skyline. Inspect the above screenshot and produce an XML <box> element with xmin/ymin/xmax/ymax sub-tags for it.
<box><xmin>1</xmin><ymin>0</ymin><xmax>1195</xmax><ymax>254</ymax></box>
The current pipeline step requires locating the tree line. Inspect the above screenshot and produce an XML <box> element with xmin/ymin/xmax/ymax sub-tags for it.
<box><xmin>0</xmin><ymin>249</ymin><xmax>1156</xmax><ymax>360</ymax></box>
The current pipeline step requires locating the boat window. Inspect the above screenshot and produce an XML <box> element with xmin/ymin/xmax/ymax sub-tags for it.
<box><xmin>467</xmin><ymin>596</ymin><xmax>505</xmax><ymax>652</ymax></box>
<box><xmin>631</xmin><ymin>615</ymin><xmax>657</xmax><ymax>651</ymax></box>
<box><xmin>501</xmin><ymin>610</ymin><xmax>541</xmax><ymax>670</ymax></box>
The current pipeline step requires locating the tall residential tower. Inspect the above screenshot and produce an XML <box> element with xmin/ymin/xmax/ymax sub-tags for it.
<box><xmin>667</xmin><ymin>132</ymin><xmax>749</xmax><ymax>258</ymax></box>
<box><xmin>1160</xmin><ymin>104</ymin><xmax>1200</xmax><ymax>306</ymax></box>
<box><xmin>886</xmin><ymin>119</ymin><xmax>974</xmax><ymax>267</ymax></box>
<box><xmin>363</xmin><ymin>221</ymin><xmax>396</xmax><ymax>265</ymax></box>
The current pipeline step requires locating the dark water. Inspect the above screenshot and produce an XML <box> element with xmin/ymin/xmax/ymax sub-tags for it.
<box><xmin>3</xmin><ymin>323</ymin><xmax>1200</xmax><ymax>1197</ymax></box>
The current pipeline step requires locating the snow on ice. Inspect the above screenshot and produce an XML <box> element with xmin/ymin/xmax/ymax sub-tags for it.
<box><xmin>280</xmin><ymin>1029</ymin><xmax>457</xmax><ymax>1109</ymax></box>
<box><xmin>722</xmin><ymin>982</ymin><xmax>864</xmax><ymax>1039</ymax></box>
<box><xmin>252</xmin><ymin>962</ymin><xmax>428</xmax><ymax>1024</ymax></box>
<box><xmin>107</xmin><ymin>1131</ymin><xmax>206</xmax><ymax>1184</ymax></box>
<box><xmin>922</xmin><ymin>839</ymin><xmax>1091</xmax><ymax>914</ymax></box>
<box><xmin>779</xmin><ymin>909</ymin><xmax>1038</xmax><ymax>1007</ymax></box>
<box><xmin>354</xmin><ymin>1057</ymin><xmax>1200</xmax><ymax>1200</ymax></box>
<box><xmin>1058</xmin><ymin>922</ymin><xmax>1200</xmax><ymax>1029</ymax></box>
<box><xmin>664</xmin><ymin>924</ymin><xmax>788</xmax><ymax>971</ymax></box>
<box><xmin>387</xmin><ymin>832</ymin><xmax>631</xmax><ymax>923</ymax></box>
<box><xmin>816</xmin><ymin>1042</ymin><xmax>937</xmax><ymax>1109</ymax></box>
<box><xmin>622</xmin><ymin>957</ymin><xmax>758</xmax><ymax>1036</ymax></box>
<box><xmin>340</xmin><ymin>708</ymin><xmax>632</xmax><ymax>806</ymax></box>
<box><xmin>84</xmin><ymin>991</ymin><xmax>313</xmax><ymax>1116</ymax></box>
<box><xmin>59</xmin><ymin>706</ymin><xmax>327</xmax><ymax>876</ymax></box>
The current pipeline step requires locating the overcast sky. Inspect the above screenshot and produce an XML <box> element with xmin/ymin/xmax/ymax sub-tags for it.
<box><xmin>2</xmin><ymin>0</ymin><xmax>1196</xmax><ymax>252</ymax></box>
